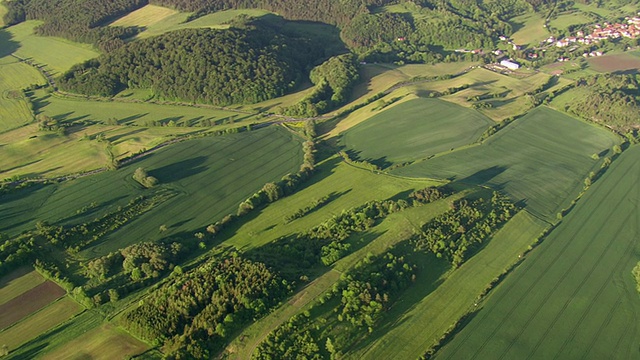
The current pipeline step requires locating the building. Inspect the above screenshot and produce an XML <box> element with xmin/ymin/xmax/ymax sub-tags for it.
<box><xmin>500</xmin><ymin>59</ymin><xmax>520</xmax><ymax>70</ymax></box>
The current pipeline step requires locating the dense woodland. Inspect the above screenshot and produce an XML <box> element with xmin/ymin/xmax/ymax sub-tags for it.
<box><xmin>59</xmin><ymin>24</ymin><xmax>323</xmax><ymax>104</ymax></box>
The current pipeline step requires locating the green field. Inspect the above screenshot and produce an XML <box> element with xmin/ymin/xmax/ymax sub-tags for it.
<box><xmin>436</xmin><ymin>145</ymin><xmax>640</xmax><ymax>360</ymax></box>
<box><xmin>0</xmin><ymin>297</ymin><xmax>83</xmax><ymax>352</ymax></box>
<box><xmin>41</xmin><ymin>324</ymin><xmax>147</xmax><ymax>360</ymax></box>
<box><xmin>0</xmin><ymin>0</ymin><xmax>7</xmax><ymax>27</ymax></box>
<box><xmin>352</xmin><ymin>211</ymin><xmax>547</xmax><ymax>359</ymax></box>
<box><xmin>342</xmin><ymin>98</ymin><xmax>493</xmax><ymax>167</ymax></box>
<box><xmin>509</xmin><ymin>13</ymin><xmax>549</xmax><ymax>46</ymax></box>
<box><xmin>549</xmin><ymin>12</ymin><xmax>593</xmax><ymax>30</ymax></box>
<box><xmin>393</xmin><ymin>107</ymin><xmax>620</xmax><ymax>220</ymax></box>
<box><xmin>6</xmin><ymin>21</ymin><xmax>99</xmax><ymax>75</ymax></box>
<box><xmin>0</xmin><ymin>269</ymin><xmax>45</xmax><ymax>305</ymax></box>
<box><xmin>0</xmin><ymin>58</ymin><xmax>46</xmax><ymax>133</ymax></box>
<box><xmin>109</xmin><ymin>4</ymin><xmax>179</xmax><ymax>28</ymax></box>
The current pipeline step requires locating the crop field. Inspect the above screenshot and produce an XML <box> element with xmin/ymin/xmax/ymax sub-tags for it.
<box><xmin>351</xmin><ymin>211</ymin><xmax>547</xmax><ymax>359</ymax></box>
<box><xmin>509</xmin><ymin>13</ymin><xmax>549</xmax><ymax>46</ymax></box>
<box><xmin>223</xmin><ymin>158</ymin><xmax>442</xmax><ymax>251</ymax></box>
<box><xmin>136</xmin><ymin>9</ymin><xmax>271</xmax><ymax>38</ymax></box>
<box><xmin>6</xmin><ymin>21</ymin><xmax>99</xmax><ymax>75</ymax></box>
<box><xmin>393</xmin><ymin>107</ymin><xmax>620</xmax><ymax>220</ymax></box>
<box><xmin>342</xmin><ymin>98</ymin><xmax>493</xmax><ymax>166</ymax></box>
<box><xmin>0</xmin><ymin>297</ymin><xmax>83</xmax><ymax>352</ymax></box>
<box><xmin>0</xmin><ymin>268</ymin><xmax>46</xmax><ymax>305</ymax></box>
<box><xmin>0</xmin><ymin>58</ymin><xmax>46</xmax><ymax>133</ymax></box>
<box><xmin>41</xmin><ymin>324</ymin><xmax>148</xmax><ymax>360</ymax></box>
<box><xmin>587</xmin><ymin>52</ymin><xmax>640</xmax><ymax>73</ymax></box>
<box><xmin>109</xmin><ymin>4</ymin><xmax>179</xmax><ymax>28</ymax></box>
<box><xmin>0</xmin><ymin>281</ymin><xmax>66</xmax><ymax>329</ymax></box>
<box><xmin>436</xmin><ymin>145</ymin><xmax>640</xmax><ymax>360</ymax></box>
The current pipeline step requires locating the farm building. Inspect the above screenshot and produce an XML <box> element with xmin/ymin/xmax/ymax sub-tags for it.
<box><xmin>500</xmin><ymin>59</ymin><xmax>520</xmax><ymax>70</ymax></box>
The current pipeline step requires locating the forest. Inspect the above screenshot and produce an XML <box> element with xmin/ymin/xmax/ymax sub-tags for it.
<box><xmin>59</xmin><ymin>22</ymin><xmax>324</xmax><ymax>104</ymax></box>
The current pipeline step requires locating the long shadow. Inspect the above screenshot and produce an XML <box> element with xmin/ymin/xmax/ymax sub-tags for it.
<box><xmin>148</xmin><ymin>156</ymin><xmax>209</xmax><ymax>183</ymax></box>
<box><xmin>107</xmin><ymin>128</ymin><xmax>147</xmax><ymax>143</ymax></box>
<box><xmin>119</xmin><ymin>113</ymin><xmax>148</xmax><ymax>125</ymax></box>
<box><xmin>60</xmin><ymin>195</ymin><xmax>129</xmax><ymax>225</ymax></box>
<box><xmin>0</xmin><ymin>29</ymin><xmax>19</xmax><ymax>60</ymax></box>
<box><xmin>448</xmin><ymin>166</ymin><xmax>508</xmax><ymax>188</ymax></box>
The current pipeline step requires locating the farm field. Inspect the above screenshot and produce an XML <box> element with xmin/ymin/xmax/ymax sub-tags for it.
<box><xmin>41</xmin><ymin>324</ymin><xmax>148</xmax><ymax>360</ymax></box>
<box><xmin>0</xmin><ymin>126</ymin><xmax>302</xmax><ymax>245</ymax></box>
<box><xmin>0</xmin><ymin>297</ymin><xmax>83</xmax><ymax>352</ymax></box>
<box><xmin>109</xmin><ymin>4</ymin><xmax>179</xmax><ymax>28</ymax></box>
<box><xmin>393</xmin><ymin>107</ymin><xmax>621</xmax><ymax>221</ymax></box>
<box><xmin>436</xmin><ymin>145</ymin><xmax>640</xmax><ymax>360</ymax></box>
<box><xmin>0</xmin><ymin>58</ymin><xmax>46</xmax><ymax>133</ymax></box>
<box><xmin>587</xmin><ymin>52</ymin><xmax>640</xmax><ymax>73</ymax></box>
<box><xmin>342</xmin><ymin>98</ymin><xmax>493</xmax><ymax>167</ymax></box>
<box><xmin>6</xmin><ymin>21</ymin><xmax>99</xmax><ymax>75</ymax></box>
<box><xmin>549</xmin><ymin>12</ymin><xmax>592</xmax><ymax>30</ymax></box>
<box><xmin>223</xmin><ymin>158</ymin><xmax>442</xmax><ymax>252</ymax></box>
<box><xmin>509</xmin><ymin>13</ymin><xmax>549</xmax><ymax>46</ymax></box>
<box><xmin>352</xmin><ymin>211</ymin><xmax>547</xmax><ymax>359</ymax></box>
<box><xmin>0</xmin><ymin>268</ymin><xmax>45</xmax><ymax>305</ymax></box>
<box><xmin>0</xmin><ymin>280</ymin><xmax>66</xmax><ymax>329</ymax></box>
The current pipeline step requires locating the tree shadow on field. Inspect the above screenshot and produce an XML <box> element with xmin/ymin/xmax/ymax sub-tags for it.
<box><xmin>149</xmin><ymin>156</ymin><xmax>209</xmax><ymax>183</ymax></box>
<box><xmin>448</xmin><ymin>166</ymin><xmax>507</xmax><ymax>188</ymax></box>
<box><xmin>0</xmin><ymin>29</ymin><xmax>20</xmax><ymax>60</ymax></box>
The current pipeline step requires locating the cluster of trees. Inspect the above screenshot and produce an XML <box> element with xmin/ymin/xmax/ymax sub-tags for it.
<box><xmin>564</xmin><ymin>74</ymin><xmax>640</xmax><ymax>130</ymax></box>
<box><xmin>3</xmin><ymin>0</ymin><xmax>144</xmax><ymax>51</ymax></box>
<box><xmin>133</xmin><ymin>167</ymin><xmax>158</xmax><ymax>188</ymax></box>
<box><xmin>252</xmin><ymin>313</ymin><xmax>323</xmax><ymax>360</ymax></box>
<box><xmin>122</xmin><ymin>255</ymin><xmax>291</xmax><ymax>358</ymax></box>
<box><xmin>284</xmin><ymin>195</ymin><xmax>331</xmax><ymax>223</ymax></box>
<box><xmin>277</xmin><ymin>54</ymin><xmax>361</xmax><ymax>117</ymax></box>
<box><xmin>59</xmin><ymin>24</ymin><xmax>322</xmax><ymax>105</ymax></box>
<box><xmin>0</xmin><ymin>233</ymin><xmax>36</xmax><ymax>277</ymax></box>
<box><xmin>413</xmin><ymin>192</ymin><xmax>517</xmax><ymax>267</ymax></box>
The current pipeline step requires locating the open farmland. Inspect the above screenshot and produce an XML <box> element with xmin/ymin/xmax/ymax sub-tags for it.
<box><xmin>509</xmin><ymin>13</ymin><xmax>549</xmax><ymax>46</ymax></box>
<box><xmin>588</xmin><ymin>53</ymin><xmax>640</xmax><ymax>73</ymax></box>
<box><xmin>6</xmin><ymin>21</ymin><xmax>99</xmax><ymax>75</ymax></box>
<box><xmin>351</xmin><ymin>211</ymin><xmax>547</xmax><ymax>359</ymax></box>
<box><xmin>393</xmin><ymin>107</ymin><xmax>620</xmax><ymax>220</ymax></box>
<box><xmin>0</xmin><ymin>281</ymin><xmax>66</xmax><ymax>329</ymax></box>
<box><xmin>436</xmin><ymin>145</ymin><xmax>640</xmax><ymax>360</ymax></box>
<box><xmin>342</xmin><ymin>98</ymin><xmax>493</xmax><ymax>167</ymax></box>
<box><xmin>0</xmin><ymin>268</ymin><xmax>45</xmax><ymax>305</ymax></box>
<box><xmin>549</xmin><ymin>12</ymin><xmax>592</xmax><ymax>30</ymax></box>
<box><xmin>109</xmin><ymin>4</ymin><xmax>179</xmax><ymax>28</ymax></box>
<box><xmin>0</xmin><ymin>57</ymin><xmax>46</xmax><ymax>133</ymax></box>
<box><xmin>41</xmin><ymin>324</ymin><xmax>147</xmax><ymax>360</ymax></box>
<box><xmin>0</xmin><ymin>297</ymin><xmax>83</xmax><ymax>352</ymax></box>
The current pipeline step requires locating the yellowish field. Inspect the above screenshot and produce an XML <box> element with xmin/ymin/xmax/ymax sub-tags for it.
<box><xmin>6</xmin><ymin>21</ymin><xmax>99</xmax><ymax>75</ymax></box>
<box><xmin>0</xmin><ymin>269</ymin><xmax>45</xmax><ymax>306</ymax></box>
<box><xmin>41</xmin><ymin>324</ymin><xmax>148</xmax><ymax>360</ymax></box>
<box><xmin>109</xmin><ymin>4</ymin><xmax>178</xmax><ymax>28</ymax></box>
<box><xmin>0</xmin><ymin>58</ymin><xmax>46</xmax><ymax>133</ymax></box>
<box><xmin>0</xmin><ymin>297</ymin><xmax>83</xmax><ymax>352</ymax></box>
<box><xmin>510</xmin><ymin>13</ymin><xmax>549</xmax><ymax>46</ymax></box>
<box><xmin>0</xmin><ymin>0</ymin><xmax>7</xmax><ymax>27</ymax></box>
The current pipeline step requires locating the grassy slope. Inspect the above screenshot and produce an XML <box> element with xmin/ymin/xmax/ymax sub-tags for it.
<box><xmin>0</xmin><ymin>0</ymin><xmax>6</xmax><ymax>27</ymax></box>
<box><xmin>393</xmin><ymin>107</ymin><xmax>620</xmax><ymax>221</ymax></box>
<box><xmin>0</xmin><ymin>270</ymin><xmax>45</xmax><ymax>306</ymax></box>
<box><xmin>109</xmin><ymin>4</ymin><xmax>179</xmax><ymax>28</ymax></box>
<box><xmin>41</xmin><ymin>324</ymin><xmax>148</xmax><ymax>360</ymax></box>
<box><xmin>351</xmin><ymin>211</ymin><xmax>546</xmax><ymax>359</ymax></box>
<box><xmin>509</xmin><ymin>13</ymin><xmax>549</xmax><ymax>46</ymax></box>
<box><xmin>6</xmin><ymin>21</ymin><xmax>99</xmax><ymax>75</ymax></box>
<box><xmin>341</xmin><ymin>98</ymin><xmax>493</xmax><ymax>166</ymax></box>
<box><xmin>549</xmin><ymin>12</ymin><xmax>592</xmax><ymax>30</ymax></box>
<box><xmin>0</xmin><ymin>58</ymin><xmax>46</xmax><ymax>133</ymax></box>
<box><xmin>436</xmin><ymin>146</ymin><xmax>640</xmax><ymax>360</ymax></box>
<box><xmin>0</xmin><ymin>297</ymin><xmax>83</xmax><ymax>352</ymax></box>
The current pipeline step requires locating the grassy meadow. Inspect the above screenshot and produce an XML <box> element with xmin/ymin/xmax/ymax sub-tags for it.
<box><xmin>109</xmin><ymin>4</ymin><xmax>179</xmax><ymax>28</ymax></box>
<box><xmin>509</xmin><ymin>13</ymin><xmax>549</xmax><ymax>46</ymax></box>
<box><xmin>549</xmin><ymin>12</ymin><xmax>593</xmax><ymax>30</ymax></box>
<box><xmin>0</xmin><ymin>0</ymin><xmax>7</xmax><ymax>27</ymax></box>
<box><xmin>393</xmin><ymin>107</ymin><xmax>621</xmax><ymax>220</ymax></box>
<box><xmin>342</xmin><ymin>98</ymin><xmax>493</xmax><ymax>167</ymax></box>
<box><xmin>436</xmin><ymin>145</ymin><xmax>640</xmax><ymax>360</ymax></box>
<box><xmin>0</xmin><ymin>58</ymin><xmax>45</xmax><ymax>133</ymax></box>
<box><xmin>6</xmin><ymin>21</ymin><xmax>99</xmax><ymax>75</ymax></box>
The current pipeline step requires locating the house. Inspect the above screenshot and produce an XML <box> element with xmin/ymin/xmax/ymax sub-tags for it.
<box><xmin>500</xmin><ymin>59</ymin><xmax>520</xmax><ymax>70</ymax></box>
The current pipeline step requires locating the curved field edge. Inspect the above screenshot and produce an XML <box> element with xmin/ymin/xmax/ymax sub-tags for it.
<box><xmin>341</xmin><ymin>98</ymin><xmax>493</xmax><ymax>166</ymax></box>
<box><xmin>392</xmin><ymin>107</ymin><xmax>621</xmax><ymax>221</ymax></box>
<box><xmin>435</xmin><ymin>145</ymin><xmax>640</xmax><ymax>360</ymax></box>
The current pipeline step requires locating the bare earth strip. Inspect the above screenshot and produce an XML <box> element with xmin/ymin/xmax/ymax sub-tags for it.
<box><xmin>0</xmin><ymin>281</ymin><xmax>65</xmax><ymax>330</ymax></box>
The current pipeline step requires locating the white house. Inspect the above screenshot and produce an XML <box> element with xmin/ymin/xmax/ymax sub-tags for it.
<box><xmin>500</xmin><ymin>59</ymin><xmax>520</xmax><ymax>70</ymax></box>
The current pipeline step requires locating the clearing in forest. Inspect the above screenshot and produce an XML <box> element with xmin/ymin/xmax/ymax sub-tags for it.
<box><xmin>109</xmin><ymin>4</ymin><xmax>179</xmax><ymax>28</ymax></box>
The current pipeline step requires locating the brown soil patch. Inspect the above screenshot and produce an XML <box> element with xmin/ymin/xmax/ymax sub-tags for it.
<box><xmin>0</xmin><ymin>281</ymin><xmax>65</xmax><ymax>330</ymax></box>
<box><xmin>588</xmin><ymin>53</ymin><xmax>640</xmax><ymax>73</ymax></box>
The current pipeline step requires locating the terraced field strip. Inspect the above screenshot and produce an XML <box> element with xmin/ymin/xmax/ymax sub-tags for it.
<box><xmin>41</xmin><ymin>324</ymin><xmax>148</xmax><ymax>360</ymax></box>
<box><xmin>394</xmin><ymin>107</ymin><xmax>620</xmax><ymax>221</ymax></box>
<box><xmin>352</xmin><ymin>210</ymin><xmax>547</xmax><ymax>359</ymax></box>
<box><xmin>342</xmin><ymin>98</ymin><xmax>493</xmax><ymax>167</ymax></box>
<box><xmin>0</xmin><ymin>58</ymin><xmax>46</xmax><ymax>132</ymax></box>
<box><xmin>109</xmin><ymin>4</ymin><xmax>178</xmax><ymax>27</ymax></box>
<box><xmin>0</xmin><ymin>281</ymin><xmax>66</xmax><ymax>330</ymax></box>
<box><xmin>0</xmin><ymin>269</ymin><xmax>46</xmax><ymax>306</ymax></box>
<box><xmin>0</xmin><ymin>297</ymin><xmax>83</xmax><ymax>352</ymax></box>
<box><xmin>436</xmin><ymin>145</ymin><xmax>640</xmax><ymax>360</ymax></box>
